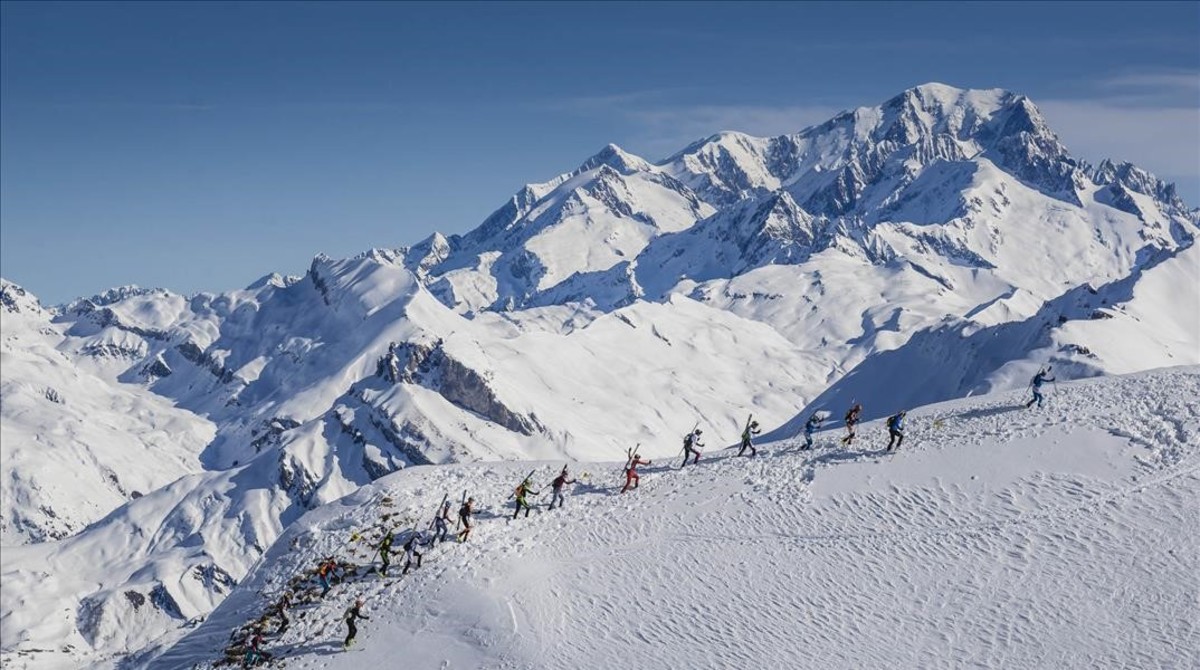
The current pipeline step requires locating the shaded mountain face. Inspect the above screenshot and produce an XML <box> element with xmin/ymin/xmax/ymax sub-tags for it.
<box><xmin>1</xmin><ymin>83</ymin><xmax>1196</xmax><ymax>668</ymax></box>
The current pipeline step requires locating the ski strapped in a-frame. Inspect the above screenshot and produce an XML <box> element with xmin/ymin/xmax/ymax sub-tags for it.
<box><xmin>678</xmin><ymin>422</ymin><xmax>699</xmax><ymax>466</ymax></box>
<box><xmin>427</xmin><ymin>493</ymin><xmax>449</xmax><ymax>530</ymax></box>
<box><xmin>508</xmin><ymin>469</ymin><xmax>538</xmax><ymax>500</ymax></box>
<box><xmin>454</xmin><ymin>489</ymin><xmax>467</xmax><ymax>530</ymax></box>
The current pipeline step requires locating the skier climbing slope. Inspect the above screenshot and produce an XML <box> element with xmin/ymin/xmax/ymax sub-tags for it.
<box><xmin>1027</xmin><ymin>366</ymin><xmax>1056</xmax><ymax>409</ymax></box>
<box><xmin>548</xmin><ymin>466</ymin><xmax>576</xmax><ymax>510</ymax></box>
<box><xmin>802</xmin><ymin>411</ymin><xmax>825</xmax><ymax>450</ymax></box>
<box><xmin>681</xmin><ymin>428</ymin><xmax>703</xmax><ymax>467</ymax></box>
<box><xmin>342</xmin><ymin>597</ymin><xmax>369</xmax><ymax>649</ymax></box>
<box><xmin>621</xmin><ymin>453</ymin><xmax>651</xmax><ymax>493</ymax></box>
<box><xmin>886</xmin><ymin>411</ymin><xmax>907</xmax><ymax>451</ymax></box>
<box><xmin>841</xmin><ymin>403</ymin><xmax>863</xmax><ymax>446</ymax></box>
<box><xmin>738</xmin><ymin>415</ymin><xmax>761</xmax><ymax>457</ymax></box>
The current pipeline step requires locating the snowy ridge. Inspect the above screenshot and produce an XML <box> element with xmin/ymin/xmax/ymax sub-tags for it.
<box><xmin>418</xmin><ymin>143</ymin><xmax>714</xmax><ymax>313</ymax></box>
<box><xmin>415</xmin><ymin>83</ymin><xmax>1193</xmax><ymax>316</ymax></box>
<box><xmin>154</xmin><ymin>367</ymin><xmax>1200</xmax><ymax>669</ymax></box>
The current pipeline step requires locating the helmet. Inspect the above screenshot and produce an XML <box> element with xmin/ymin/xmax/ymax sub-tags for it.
<box><xmin>695</xmin><ymin>429</ymin><xmax>703</xmax><ymax>434</ymax></box>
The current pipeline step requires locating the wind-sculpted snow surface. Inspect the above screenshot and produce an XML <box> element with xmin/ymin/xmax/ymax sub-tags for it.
<box><xmin>154</xmin><ymin>368</ymin><xmax>1199</xmax><ymax>670</ymax></box>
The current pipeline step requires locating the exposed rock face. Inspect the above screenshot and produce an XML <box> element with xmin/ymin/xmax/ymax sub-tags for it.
<box><xmin>251</xmin><ymin>418</ymin><xmax>301</xmax><ymax>453</ymax></box>
<box><xmin>376</xmin><ymin>340</ymin><xmax>538</xmax><ymax>435</ymax></box>
<box><xmin>175</xmin><ymin>341</ymin><xmax>235</xmax><ymax>384</ymax></box>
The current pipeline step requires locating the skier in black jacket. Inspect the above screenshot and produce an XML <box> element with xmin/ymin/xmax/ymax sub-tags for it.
<box><xmin>343</xmin><ymin>597</ymin><xmax>369</xmax><ymax>649</ymax></box>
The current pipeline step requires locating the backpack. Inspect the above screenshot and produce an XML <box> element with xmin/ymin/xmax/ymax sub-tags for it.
<box><xmin>683</xmin><ymin>433</ymin><xmax>694</xmax><ymax>449</ymax></box>
<box><xmin>886</xmin><ymin>414</ymin><xmax>897</xmax><ymax>430</ymax></box>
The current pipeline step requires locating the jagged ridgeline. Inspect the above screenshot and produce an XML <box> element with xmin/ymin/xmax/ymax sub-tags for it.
<box><xmin>1</xmin><ymin>83</ymin><xmax>1196</xmax><ymax>668</ymax></box>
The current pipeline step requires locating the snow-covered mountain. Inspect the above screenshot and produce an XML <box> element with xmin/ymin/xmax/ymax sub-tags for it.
<box><xmin>1</xmin><ymin>82</ymin><xmax>1196</xmax><ymax>668</ymax></box>
<box><xmin>0</xmin><ymin>280</ymin><xmax>214</xmax><ymax>544</ymax></box>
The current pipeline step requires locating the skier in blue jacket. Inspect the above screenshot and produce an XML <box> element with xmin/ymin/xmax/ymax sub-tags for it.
<box><xmin>886</xmin><ymin>411</ymin><xmax>907</xmax><ymax>451</ymax></box>
<box><xmin>802</xmin><ymin>412</ymin><xmax>825</xmax><ymax>450</ymax></box>
<box><xmin>1026</xmin><ymin>367</ymin><xmax>1055</xmax><ymax>409</ymax></box>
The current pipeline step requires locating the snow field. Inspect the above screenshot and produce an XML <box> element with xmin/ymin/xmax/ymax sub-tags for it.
<box><xmin>157</xmin><ymin>367</ymin><xmax>1200</xmax><ymax>670</ymax></box>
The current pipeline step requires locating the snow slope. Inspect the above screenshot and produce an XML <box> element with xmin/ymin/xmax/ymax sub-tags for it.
<box><xmin>153</xmin><ymin>367</ymin><xmax>1200</xmax><ymax>670</ymax></box>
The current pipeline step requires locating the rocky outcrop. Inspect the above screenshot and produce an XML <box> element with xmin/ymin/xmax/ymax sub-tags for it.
<box><xmin>1</xmin><ymin>281</ymin><xmax>34</xmax><ymax>313</ymax></box>
<box><xmin>175</xmin><ymin>341</ymin><xmax>235</xmax><ymax>384</ymax></box>
<box><xmin>140</xmin><ymin>354</ymin><xmax>173</xmax><ymax>380</ymax></box>
<box><xmin>250</xmin><ymin>417</ymin><xmax>301</xmax><ymax>453</ymax></box>
<box><xmin>72</xmin><ymin>306</ymin><xmax>171</xmax><ymax>341</ymax></box>
<box><xmin>278</xmin><ymin>455</ymin><xmax>319</xmax><ymax>508</ymax></box>
<box><xmin>376</xmin><ymin>340</ymin><xmax>538</xmax><ymax>436</ymax></box>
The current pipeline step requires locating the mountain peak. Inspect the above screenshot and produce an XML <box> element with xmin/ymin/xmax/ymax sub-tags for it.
<box><xmin>576</xmin><ymin>143</ymin><xmax>651</xmax><ymax>176</ymax></box>
<box><xmin>901</xmin><ymin>81</ymin><xmax>971</xmax><ymax>103</ymax></box>
<box><xmin>0</xmin><ymin>278</ymin><xmax>44</xmax><ymax>315</ymax></box>
<box><xmin>888</xmin><ymin>82</ymin><xmax>1012</xmax><ymax>109</ymax></box>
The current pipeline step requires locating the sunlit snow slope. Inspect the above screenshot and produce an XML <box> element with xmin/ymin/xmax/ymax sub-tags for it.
<box><xmin>156</xmin><ymin>367</ymin><xmax>1199</xmax><ymax>670</ymax></box>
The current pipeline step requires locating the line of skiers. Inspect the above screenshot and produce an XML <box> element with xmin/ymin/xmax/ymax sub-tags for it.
<box><xmin>233</xmin><ymin>366</ymin><xmax>1056</xmax><ymax>665</ymax></box>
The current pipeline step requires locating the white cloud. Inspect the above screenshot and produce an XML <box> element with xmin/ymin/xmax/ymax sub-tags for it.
<box><xmin>550</xmin><ymin>91</ymin><xmax>842</xmax><ymax>160</ymax></box>
<box><xmin>1037</xmin><ymin>100</ymin><xmax>1199</xmax><ymax>178</ymax></box>
<box><xmin>1096</xmin><ymin>71</ymin><xmax>1200</xmax><ymax>99</ymax></box>
<box><xmin>621</xmin><ymin>103</ymin><xmax>843</xmax><ymax>159</ymax></box>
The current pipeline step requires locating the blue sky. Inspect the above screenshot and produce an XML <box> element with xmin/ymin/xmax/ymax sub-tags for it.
<box><xmin>3</xmin><ymin>1</ymin><xmax>1197</xmax><ymax>303</ymax></box>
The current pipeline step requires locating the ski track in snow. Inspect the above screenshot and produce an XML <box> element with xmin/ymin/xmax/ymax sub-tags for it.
<box><xmin>143</xmin><ymin>368</ymin><xmax>1199</xmax><ymax>670</ymax></box>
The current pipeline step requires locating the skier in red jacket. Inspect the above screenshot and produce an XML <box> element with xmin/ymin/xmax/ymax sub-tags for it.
<box><xmin>621</xmin><ymin>453</ymin><xmax>651</xmax><ymax>493</ymax></box>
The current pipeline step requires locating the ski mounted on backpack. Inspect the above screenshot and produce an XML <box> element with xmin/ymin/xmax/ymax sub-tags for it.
<box><xmin>454</xmin><ymin>489</ymin><xmax>467</xmax><ymax>530</ymax></box>
<box><xmin>508</xmin><ymin>469</ymin><xmax>538</xmax><ymax>499</ymax></box>
<box><xmin>623</xmin><ymin>444</ymin><xmax>641</xmax><ymax>474</ymax></box>
<box><xmin>427</xmin><ymin>493</ymin><xmax>449</xmax><ymax>530</ymax></box>
<box><xmin>679</xmin><ymin>421</ymin><xmax>699</xmax><ymax>454</ymax></box>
